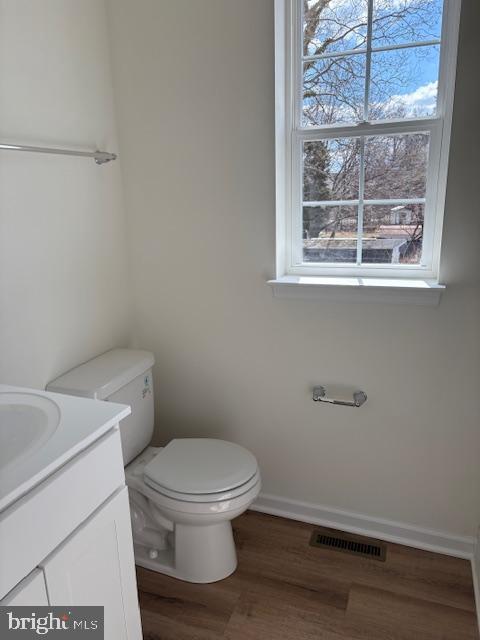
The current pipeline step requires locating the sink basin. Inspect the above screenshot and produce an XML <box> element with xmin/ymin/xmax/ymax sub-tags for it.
<box><xmin>0</xmin><ymin>384</ymin><xmax>130</xmax><ymax>514</ymax></box>
<box><xmin>0</xmin><ymin>392</ymin><xmax>60</xmax><ymax>470</ymax></box>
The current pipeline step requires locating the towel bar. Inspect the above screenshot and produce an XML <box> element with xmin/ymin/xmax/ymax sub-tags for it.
<box><xmin>0</xmin><ymin>142</ymin><xmax>116</xmax><ymax>165</ymax></box>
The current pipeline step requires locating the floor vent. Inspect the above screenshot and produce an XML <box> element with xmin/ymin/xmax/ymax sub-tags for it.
<box><xmin>309</xmin><ymin>527</ymin><xmax>387</xmax><ymax>562</ymax></box>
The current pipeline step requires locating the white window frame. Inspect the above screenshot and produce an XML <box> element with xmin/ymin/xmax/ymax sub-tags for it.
<box><xmin>274</xmin><ymin>0</ymin><xmax>461</xmax><ymax>283</ymax></box>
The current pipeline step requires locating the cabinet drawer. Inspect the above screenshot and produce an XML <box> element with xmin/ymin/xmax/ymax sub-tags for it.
<box><xmin>0</xmin><ymin>428</ymin><xmax>124</xmax><ymax>599</ymax></box>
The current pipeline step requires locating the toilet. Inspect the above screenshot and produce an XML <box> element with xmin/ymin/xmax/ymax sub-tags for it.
<box><xmin>47</xmin><ymin>348</ymin><xmax>261</xmax><ymax>583</ymax></box>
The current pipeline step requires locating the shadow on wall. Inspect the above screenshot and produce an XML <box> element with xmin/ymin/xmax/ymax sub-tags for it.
<box><xmin>150</xmin><ymin>411</ymin><xmax>233</xmax><ymax>447</ymax></box>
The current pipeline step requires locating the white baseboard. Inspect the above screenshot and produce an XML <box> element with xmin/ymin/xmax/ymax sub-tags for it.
<box><xmin>472</xmin><ymin>534</ymin><xmax>480</xmax><ymax>635</ymax></box>
<box><xmin>251</xmin><ymin>492</ymin><xmax>475</xmax><ymax>559</ymax></box>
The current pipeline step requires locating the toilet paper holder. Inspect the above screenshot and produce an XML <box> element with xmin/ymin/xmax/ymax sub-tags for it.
<box><xmin>312</xmin><ymin>386</ymin><xmax>367</xmax><ymax>408</ymax></box>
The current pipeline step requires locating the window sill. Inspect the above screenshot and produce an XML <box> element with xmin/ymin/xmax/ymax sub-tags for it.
<box><xmin>267</xmin><ymin>276</ymin><xmax>445</xmax><ymax>305</ymax></box>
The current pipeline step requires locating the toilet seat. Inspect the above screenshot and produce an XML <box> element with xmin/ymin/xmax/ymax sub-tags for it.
<box><xmin>126</xmin><ymin>445</ymin><xmax>261</xmax><ymax>514</ymax></box>
<box><xmin>144</xmin><ymin>468</ymin><xmax>261</xmax><ymax>503</ymax></box>
<box><xmin>143</xmin><ymin>438</ymin><xmax>258</xmax><ymax>499</ymax></box>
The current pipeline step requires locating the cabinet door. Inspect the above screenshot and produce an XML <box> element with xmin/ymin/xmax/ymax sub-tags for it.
<box><xmin>40</xmin><ymin>487</ymin><xmax>142</xmax><ymax>640</ymax></box>
<box><xmin>0</xmin><ymin>569</ymin><xmax>48</xmax><ymax>605</ymax></box>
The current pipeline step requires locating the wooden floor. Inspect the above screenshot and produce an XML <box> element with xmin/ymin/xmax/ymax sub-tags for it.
<box><xmin>137</xmin><ymin>511</ymin><xmax>479</xmax><ymax>640</ymax></box>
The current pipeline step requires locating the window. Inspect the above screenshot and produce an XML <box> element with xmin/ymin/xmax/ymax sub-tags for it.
<box><xmin>274</xmin><ymin>0</ymin><xmax>461</xmax><ymax>284</ymax></box>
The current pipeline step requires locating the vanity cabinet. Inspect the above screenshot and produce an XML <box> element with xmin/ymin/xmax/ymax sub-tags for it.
<box><xmin>0</xmin><ymin>425</ymin><xmax>142</xmax><ymax>640</ymax></box>
<box><xmin>40</xmin><ymin>488</ymin><xmax>140</xmax><ymax>640</ymax></box>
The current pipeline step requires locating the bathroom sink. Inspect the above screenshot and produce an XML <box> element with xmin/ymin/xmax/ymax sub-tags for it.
<box><xmin>0</xmin><ymin>392</ymin><xmax>60</xmax><ymax>470</ymax></box>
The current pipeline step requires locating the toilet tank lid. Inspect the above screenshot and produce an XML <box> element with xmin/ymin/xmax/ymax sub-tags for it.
<box><xmin>46</xmin><ymin>349</ymin><xmax>155</xmax><ymax>400</ymax></box>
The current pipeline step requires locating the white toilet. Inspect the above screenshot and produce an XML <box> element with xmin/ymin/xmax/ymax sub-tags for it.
<box><xmin>47</xmin><ymin>348</ymin><xmax>261</xmax><ymax>583</ymax></box>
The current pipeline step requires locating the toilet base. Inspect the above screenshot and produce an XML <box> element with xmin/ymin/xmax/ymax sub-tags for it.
<box><xmin>126</xmin><ymin>446</ymin><xmax>260</xmax><ymax>584</ymax></box>
<box><xmin>133</xmin><ymin>521</ymin><xmax>238</xmax><ymax>583</ymax></box>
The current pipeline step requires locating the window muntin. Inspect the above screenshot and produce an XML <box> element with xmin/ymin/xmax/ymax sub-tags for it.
<box><xmin>281</xmin><ymin>0</ymin><xmax>459</xmax><ymax>278</ymax></box>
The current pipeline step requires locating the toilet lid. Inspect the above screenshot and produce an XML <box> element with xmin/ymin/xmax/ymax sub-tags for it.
<box><xmin>143</xmin><ymin>438</ymin><xmax>258</xmax><ymax>495</ymax></box>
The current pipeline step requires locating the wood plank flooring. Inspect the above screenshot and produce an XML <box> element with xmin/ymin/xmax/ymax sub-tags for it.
<box><xmin>137</xmin><ymin>511</ymin><xmax>479</xmax><ymax>640</ymax></box>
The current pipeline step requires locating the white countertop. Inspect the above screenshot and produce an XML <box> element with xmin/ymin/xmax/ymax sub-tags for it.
<box><xmin>0</xmin><ymin>384</ymin><xmax>130</xmax><ymax>512</ymax></box>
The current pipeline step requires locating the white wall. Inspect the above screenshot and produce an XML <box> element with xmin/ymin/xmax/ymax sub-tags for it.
<box><xmin>108</xmin><ymin>0</ymin><xmax>480</xmax><ymax>537</ymax></box>
<box><xmin>0</xmin><ymin>0</ymin><xmax>131</xmax><ymax>388</ymax></box>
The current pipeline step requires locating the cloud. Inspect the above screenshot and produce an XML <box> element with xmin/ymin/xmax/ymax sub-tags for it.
<box><xmin>394</xmin><ymin>80</ymin><xmax>438</xmax><ymax>106</ymax></box>
<box><xmin>388</xmin><ymin>80</ymin><xmax>438</xmax><ymax>115</ymax></box>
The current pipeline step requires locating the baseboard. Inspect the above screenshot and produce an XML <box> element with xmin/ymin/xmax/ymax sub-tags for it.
<box><xmin>472</xmin><ymin>534</ymin><xmax>480</xmax><ymax>635</ymax></box>
<box><xmin>251</xmin><ymin>492</ymin><xmax>475</xmax><ymax>559</ymax></box>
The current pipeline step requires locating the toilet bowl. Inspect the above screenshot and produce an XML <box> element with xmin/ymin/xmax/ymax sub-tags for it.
<box><xmin>126</xmin><ymin>441</ymin><xmax>261</xmax><ymax>583</ymax></box>
<box><xmin>47</xmin><ymin>349</ymin><xmax>261</xmax><ymax>584</ymax></box>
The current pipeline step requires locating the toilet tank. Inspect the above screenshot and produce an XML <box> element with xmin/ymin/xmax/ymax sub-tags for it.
<box><xmin>47</xmin><ymin>349</ymin><xmax>155</xmax><ymax>465</ymax></box>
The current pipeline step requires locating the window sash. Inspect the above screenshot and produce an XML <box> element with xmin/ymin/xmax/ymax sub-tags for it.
<box><xmin>291</xmin><ymin>124</ymin><xmax>441</xmax><ymax>273</ymax></box>
<box><xmin>276</xmin><ymin>0</ymin><xmax>461</xmax><ymax>280</ymax></box>
<box><xmin>293</xmin><ymin>122</ymin><xmax>439</xmax><ymax>270</ymax></box>
<box><xmin>297</xmin><ymin>0</ymin><xmax>442</xmax><ymax>129</ymax></box>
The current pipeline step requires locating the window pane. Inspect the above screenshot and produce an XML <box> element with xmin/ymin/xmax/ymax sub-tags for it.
<box><xmin>303</xmin><ymin>205</ymin><xmax>358</xmax><ymax>263</ymax></box>
<box><xmin>364</xmin><ymin>133</ymin><xmax>429</xmax><ymax>200</ymax></box>
<box><xmin>303</xmin><ymin>56</ymin><xmax>365</xmax><ymax>126</ymax></box>
<box><xmin>362</xmin><ymin>204</ymin><xmax>424</xmax><ymax>264</ymax></box>
<box><xmin>372</xmin><ymin>0</ymin><xmax>443</xmax><ymax>48</ymax></box>
<box><xmin>303</xmin><ymin>139</ymin><xmax>361</xmax><ymax>201</ymax></box>
<box><xmin>369</xmin><ymin>45</ymin><xmax>440</xmax><ymax>119</ymax></box>
<box><xmin>303</xmin><ymin>0</ymin><xmax>368</xmax><ymax>56</ymax></box>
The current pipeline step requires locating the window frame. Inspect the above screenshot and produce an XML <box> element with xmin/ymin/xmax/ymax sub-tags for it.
<box><xmin>275</xmin><ymin>0</ymin><xmax>462</xmax><ymax>281</ymax></box>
